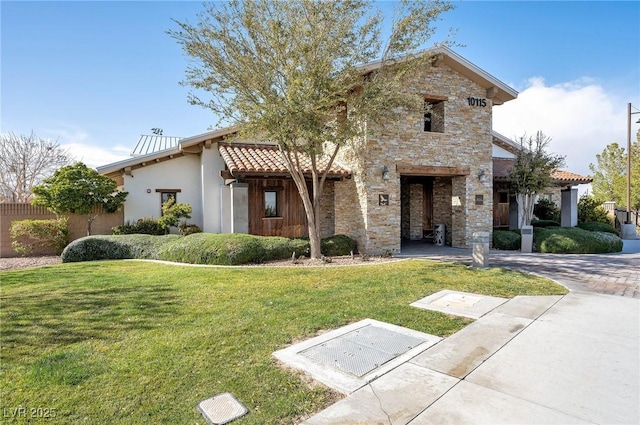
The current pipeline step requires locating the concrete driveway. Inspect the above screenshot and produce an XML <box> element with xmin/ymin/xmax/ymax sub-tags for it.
<box><xmin>399</xmin><ymin>239</ymin><xmax>640</xmax><ymax>298</ymax></box>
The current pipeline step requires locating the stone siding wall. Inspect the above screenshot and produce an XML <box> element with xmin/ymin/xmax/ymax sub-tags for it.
<box><xmin>335</xmin><ymin>62</ymin><xmax>495</xmax><ymax>253</ymax></box>
<box><xmin>319</xmin><ymin>181</ymin><xmax>335</xmax><ymax>237</ymax></box>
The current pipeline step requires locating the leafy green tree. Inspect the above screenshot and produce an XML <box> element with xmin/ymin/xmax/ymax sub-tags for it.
<box><xmin>509</xmin><ymin>131</ymin><xmax>565</xmax><ymax>228</ymax></box>
<box><xmin>170</xmin><ymin>0</ymin><xmax>454</xmax><ymax>258</ymax></box>
<box><xmin>577</xmin><ymin>193</ymin><xmax>611</xmax><ymax>224</ymax></box>
<box><xmin>589</xmin><ymin>142</ymin><xmax>626</xmax><ymax>205</ymax></box>
<box><xmin>158</xmin><ymin>197</ymin><xmax>192</xmax><ymax>233</ymax></box>
<box><xmin>533</xmin><ymin>198</ymin><xmax>560</xmax><ymax>222</ymax></box>
<box><xmin>590</xmin><ymin>132</ymin><xmax>640</xmax><ymax>211</ymax></box>
<box><xmin>31</xmin><ymin>162</ymin><xmax>128</xmax><ymax>235</ymax></box>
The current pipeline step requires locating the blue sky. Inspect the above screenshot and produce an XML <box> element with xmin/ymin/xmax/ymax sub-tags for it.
<box><xmin>2</xmin><ymin>1</ymin><xmax>639</xmax><ymax>179</ymax></box>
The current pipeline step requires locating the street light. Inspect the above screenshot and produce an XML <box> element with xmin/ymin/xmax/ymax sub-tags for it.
<box><xmin>626</xmin><ymin>103</ymin><xmax>640</xmax><ymax>226</ymax></box>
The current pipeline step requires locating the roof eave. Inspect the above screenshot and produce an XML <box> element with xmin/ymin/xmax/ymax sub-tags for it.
<box><xmin>358</xmin><ymin>46</ymin><xmax>518</xmax><ymax>104</ymax></box>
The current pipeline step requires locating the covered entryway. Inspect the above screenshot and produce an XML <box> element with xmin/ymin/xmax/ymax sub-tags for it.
<box><xmin>399</xmin><ymin>164</ymin><xmax>470</xmax><ymax>247</ymax></box>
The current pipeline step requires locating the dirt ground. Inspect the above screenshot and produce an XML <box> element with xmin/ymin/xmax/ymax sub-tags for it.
<box><xmin>0</xmin><ymin>256</ymin><xmax>62</xmax><ymax>271</ymax></box>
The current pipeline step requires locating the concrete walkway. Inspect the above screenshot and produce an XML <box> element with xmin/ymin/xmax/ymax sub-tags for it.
<box><xmin>301</xmin><ymin>240</ymin><xmax>640</xmax><ymax>424</ymax></box>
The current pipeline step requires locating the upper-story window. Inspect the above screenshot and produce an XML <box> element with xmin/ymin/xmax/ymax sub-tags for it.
<box><xmin>424</xmin><ymin>97</ymin><xmax>446</xmax><ymax>133</ymax></box>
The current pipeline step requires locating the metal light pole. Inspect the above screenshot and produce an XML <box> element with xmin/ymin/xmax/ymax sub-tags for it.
<box><xmin>626</xmin><ymin>103</ymin><xmax>640</xmax><ymax>225</ymax></box>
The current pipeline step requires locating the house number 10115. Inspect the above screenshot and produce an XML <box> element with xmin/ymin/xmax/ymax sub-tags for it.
<box><xmin>467</xmin><ymin>97</ymin><xmax>487</xmax><ymax>107</ymax></box>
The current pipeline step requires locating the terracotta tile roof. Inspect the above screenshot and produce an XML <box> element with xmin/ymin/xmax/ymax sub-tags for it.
<box><xmin>218</xmin><ymin>143</ymin><xmax>351</xmax><ymax>178</ymax></box>
<box><xmin>492</xmin><ymin>158</ymin><xmax>592</xmax><ymax>185</ymax></box>
<box><xmin>551</xmin><ymin>169</ymin><xmax>593</xmax><ymax>185</ymax></box>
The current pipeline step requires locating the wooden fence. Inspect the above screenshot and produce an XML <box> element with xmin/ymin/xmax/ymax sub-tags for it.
<box><xmin>0</xmin><ymin>203</ymin><xmax>123</xmax><ymax>258</ymax></box>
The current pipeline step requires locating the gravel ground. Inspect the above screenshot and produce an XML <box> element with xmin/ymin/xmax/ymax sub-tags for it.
<box><xmin>0</xmin><ymin>256</ymin><xmax>62</xmax><ymax>271</ymax></box>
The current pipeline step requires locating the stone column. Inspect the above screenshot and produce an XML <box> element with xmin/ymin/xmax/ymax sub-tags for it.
<box><xmin>472</xmin><ymin>231</ymin><xmax>490</xmax><ymax>268</ymax></box>
<box><xmin>230</xmin><ymin>182</ymin><xmax>248</xmax><ymax>234</ymax></box>
<box><xmin>561</xmin><ymin>188</ymin><xmax>578</xmax><ymax>227</ymax></box>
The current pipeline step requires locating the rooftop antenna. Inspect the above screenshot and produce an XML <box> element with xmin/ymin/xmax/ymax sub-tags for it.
<box><xmin>151</xmin><ymin>128</ymin><xmax>163</xmax><ymax>135</ymax></box>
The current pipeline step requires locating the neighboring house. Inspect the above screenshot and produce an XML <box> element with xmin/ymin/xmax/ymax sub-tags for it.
<box><xmin>491</xmin><ymin>131</ymin><xmax>592</xmax><ymax>229</ymax></box>
<box><xmin>97</xmin><ymin>47</ymin><xmax>590</xmax><ymax>254</ymax></box>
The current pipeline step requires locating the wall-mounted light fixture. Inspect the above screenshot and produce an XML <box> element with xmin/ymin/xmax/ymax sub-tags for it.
<box><xmin>478</xmin><ymin>170</ymin><xmax>488</xmax><ymax>183</ymax></box>
<box><xmin>382</xmin><ymin>166</ymin><xmax>390</xmax><ymax>181</ymax></box>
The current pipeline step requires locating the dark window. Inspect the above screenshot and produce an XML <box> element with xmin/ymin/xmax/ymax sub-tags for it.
<box><xmin>264</xmin><ymin>191</ymin><xmax>278</xmax><ymax>217</ymax></box>
<box><xmin>499</xmin><ymin>192</ymin><xmax>508</xmax><ymax>204</ymax></box>
<box><xmin>424</xmin><ymin>99</ymin><xmax>445</xmax><ymax>133</ymax></box>
<box><xmin>160</xmin><ymin>192</ymin><xmax>177</xmax><ymax>213</ymax></box>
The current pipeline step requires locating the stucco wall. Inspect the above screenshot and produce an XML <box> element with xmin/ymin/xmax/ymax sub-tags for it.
<box><xmin>121</xmin><ymin>154</ymin><xmax>205</xmax><ymax>228</ymax></box>
<box><xmin>336</xmin><ymin>62</ymin><xmax>495</xmax><ymax>253</ymax></box>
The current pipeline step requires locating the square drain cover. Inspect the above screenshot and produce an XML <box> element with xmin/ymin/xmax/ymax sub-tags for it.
<box><xmin>300</xmin><ymin>324</ymin><xmax>426</xmax><ymax>377</ymax></box>
<box><xmin>197</xmin><ymin>393</ymin><xmax>248</xmax><ymax>425</ymax></box>
<box><xmin>431</xmin><ymin>293</ymin><xmax>482</xmax><ymax>308</ymax></box>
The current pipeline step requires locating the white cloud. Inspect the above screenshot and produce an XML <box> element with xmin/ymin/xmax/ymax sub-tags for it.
<box><xmin>60</xmin><ymin>143</ymin><xmax>130</xmax><ymax>169</ymax></box>
<box><xmin>41</xmin><ymin>124</ymin><xmax>130</xmax><ymax>169</ymax></box>
<box><xmin>493</xmin><ymin>77</ymin><xmax>628</xmax><ymax>178</ymax></box>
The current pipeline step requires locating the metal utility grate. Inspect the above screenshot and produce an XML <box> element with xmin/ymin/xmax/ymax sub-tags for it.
<box><xmin>300</xmin><ymin>324</ymin><xmax>426</xmax><ymax>377</ymax></box>
<box><xmin>197</xmin><ymin>393</ymin><xmax>248</xmax><ymax>425</ymax></box>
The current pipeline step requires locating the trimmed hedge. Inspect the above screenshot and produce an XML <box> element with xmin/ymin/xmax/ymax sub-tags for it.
<box><xmin>492</xmin><ymin>230</ymin><xmax>521</xmax><ymax>250</ymax></box>
<box><xmin>531</xmin><ymin>219</ymin><xmax>561</xmax><ymax>228</ymax></box>
<box><xmin>61</xmin><ymin>233</ymin><xmax>357</xmax><ymax>265</ymax></box>
<box><xmin>535</xmin><ymin>227</ymin><xmax>622</xmax><ymax>254</ymax></box>
<box><xmin>577</xmin><ymin>221</ymin><xmax>618</xmax><ymax>235</ymax></box>
<box><xmin>61</xmin><ymin>234</ymin><xmax>181</xmax><ymax>262</ymax></box>
<box><xmin>112</xmin><ymin>219</ymin><xmax>166</xmax><ymax>235</ymax></box>
<box><xmin>321</xmin><ymin>234</ymin><xmax>358</xmax><ymax>256</ymax></box>
<box><xmin>157</xmin><ymin>233</ymin><xmax>269</xmax><ymax>265</ymax></box>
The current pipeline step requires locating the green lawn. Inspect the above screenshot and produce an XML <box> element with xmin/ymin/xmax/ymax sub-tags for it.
<box><xmin>0</xmin><ymin>259</ymin><xmax>566</xmax><ymax>424</ymax></box>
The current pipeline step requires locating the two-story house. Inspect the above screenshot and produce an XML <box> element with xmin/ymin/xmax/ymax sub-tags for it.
<box><xmin>97</xmin><ymin>47</ymin><xmax>589</xmax><ymax>254</ymax></box>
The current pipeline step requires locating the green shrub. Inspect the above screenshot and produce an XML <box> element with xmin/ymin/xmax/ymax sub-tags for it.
<box><xmin>157</xmin><ymin>233</ymin><xmax>267</xmax><ymax>265</ymax></box>
<box><xmin>321</xmin><ymin>234</ymin><xmax>357</xmax><ymax>256</ymax></box>
<box><xmin>61</xmin><ymin>233</ymin><xmax>357</xmax><ymax>265</ymax></box>
<box><xmin>531</xmin><ymin>219</ymin><xmax>560</xmax><ymax>228</ymax></box>
<box><xmin>535</xmin><ymin>227</ymin><xmax>622</xmax><ymax>254</ymax></box>
<box><xmin>578</xmin><ymin>194</ymin><xmax>611</xmax><ymax>224</ymax></box>
<box><xmin>158</xmin><ymin>198</ymin><xmax>192</xmax><ymax>233</ymax></box>
<box><xmin>10</xmin><ymin>217</ymin><xmax>70</xmax><ymax>255</ymax></box>
<box><xmin>534</xmin><ymin>198</ymin><xmax>560</xmax><ymax>222</ymax></box>
<box><xmin>260</xmin><ymin>236</ymin><xmax>310</xmax><ymax>260</ymax></box>
<box><xmin>112</xmin><ymin>218</ymin><xmax>165</xmax><ymax>235</ymax></box>
<box><xmin>577</xmin><ymin>221</ymin><xmax>618</xmax><ymax>235</ymax></box>
<box><xmin>492</xmin><ymin>230</ymin><xmax>521</xmax><ymax>250</ymax></box>
<box><xmin>179</xmin><ymin>223</ymin><xmax>202</xmax><ymax>236</ymax></box>
<box><xmin>61</xmin><ymin>234</ymin><xmax>180</xmax><ymax>262</ymax></box>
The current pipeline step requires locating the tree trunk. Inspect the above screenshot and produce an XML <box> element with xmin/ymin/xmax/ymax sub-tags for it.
<box><xmin>517</xmin><ymin>193</ymin><xmax>536</xmax><ymax>228</ymax></box>
<box><xmin>87</xmin><ymin>216</ymin><xmax>93</xmax><ymax>236</ymax></box>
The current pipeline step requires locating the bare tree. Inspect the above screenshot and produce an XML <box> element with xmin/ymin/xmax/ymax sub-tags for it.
<box><xmin>0</xmin><ymin>131</ymin><xmax>74</xmax><ymax>203</ymax></box>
